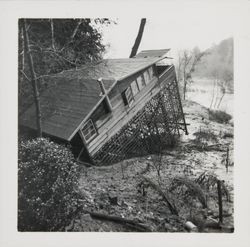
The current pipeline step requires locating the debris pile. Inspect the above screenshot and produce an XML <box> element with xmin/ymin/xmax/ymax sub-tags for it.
<box><xmin>68</xmin><ymin>101</ymin><xmax>234</xmax><ymax>232</ymax></box>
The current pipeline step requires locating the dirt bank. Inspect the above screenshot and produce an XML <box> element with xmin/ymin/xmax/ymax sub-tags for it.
<box><xmin>69</xmin><ymin>100</ymin><xmax>234</xmax><ymax>232</ymax></box>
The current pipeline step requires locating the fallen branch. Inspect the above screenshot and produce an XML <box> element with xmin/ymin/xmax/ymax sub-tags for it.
<box><xmin>213</xmin><ymin>213</ymin><xmax>232</xmax><ymax>219</ymax></box>
<box><xmin>83</xmin><ymin>210</ymin><xmax>152</xmax><ymax>232</ymax></box>
<box><xmin>142</xmin><ymin>176</ymin><xmax>178</xmax><ymax>215</ymax></box>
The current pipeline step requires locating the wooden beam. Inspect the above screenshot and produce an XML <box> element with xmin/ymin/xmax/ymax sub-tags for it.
<box><xmin>98</xmin><ymin>78</ymin><xmax>113</xmax><ymax>113</ymax></box>
<box><xmin>78</xmin><ymin>129</ymin><xmax>95</xmax><ymax>165</ymax></box>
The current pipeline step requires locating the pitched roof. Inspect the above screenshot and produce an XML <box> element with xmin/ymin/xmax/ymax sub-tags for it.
<box><xmin>58</xmin><ymin>57</ymin><xmax>161</xmax><ymax>81</ymax></box>
<box><xmin>20</xmin><ymin>57</ymin><xmax>162</xmax><ymax>141</ymax></box>
<box><xmin>134</xmin><ymin>49</ymin><xmax>170</xmax><ymax>58</ymax></box>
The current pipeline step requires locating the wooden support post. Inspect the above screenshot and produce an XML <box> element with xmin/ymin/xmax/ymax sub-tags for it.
<box><xmin>173</xmin><ymin>76</ymin><xmax>188</xmax><ymax>135</ymax></box>
<box><xmin>226</xmin><ymin>147</ymin><xmax>229</xmax><ymax>173</ymax></box>
<box><xmin>217</xmin><ymin>180</ymin><xmax>223</xmax><ymax>224</ymax></box>
<box><xmin>78</xmin><ymin>130</ymin><xmax>95</xmax><ymax>165</ymax></box>
<box><xmin>97</xmin><ymin>78</ymin><xmax>113</xmax><ymax>113</ymax></box>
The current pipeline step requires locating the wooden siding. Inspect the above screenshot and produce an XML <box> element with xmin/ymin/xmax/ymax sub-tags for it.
<box><xmin>85</xmin><ymin>65</ymin><xmax>175</xmax><ymax>155</ymax></box>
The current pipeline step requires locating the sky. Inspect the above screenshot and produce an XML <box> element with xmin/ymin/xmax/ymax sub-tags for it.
<box><xmin>100</xmin><ymin>5</ymin><xmax>236</xmax><ymax>61</ymax></box>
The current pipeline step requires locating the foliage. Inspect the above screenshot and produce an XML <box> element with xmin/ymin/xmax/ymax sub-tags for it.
<box><xmin>193</xmin><ymin>129</ymin><xmax>218</xmax><ymax>143</ymax></box>
<box><xmin>18</xmin><ymin>18</ymin><xmax>114</xmax><ymax>115</ymax></box>
<box><xmin>170</xmin><ymin>176</ymin><xmax>207</xmax><ymax>208</ymax></box>
<box><xmin>222</xmin><ymin>132</ymin><xmax>234</xmax><ymax>139</ymax></box>
<box><xmin>194</xmin><ymin>38</ymin><xmax>233</xmax><ymax>83</ymax></box>
<box><xmin>194</xmin><ymin>37</ymin><xmax>234</xmax><ymax>106</ymax></box>
<box><xmin>18</xmin><ymin>138</ymin><xmax>80</xmax><ymax>231</ymax></box>
<box><xmin>195</xmin><ymin>171</ymin><xmax>231</xmax><ymax>202</ymax></box>
<box><xmin>208</xmin><ymin>109</ymin><xmax>232</xmax><ymax>124</ymax></box>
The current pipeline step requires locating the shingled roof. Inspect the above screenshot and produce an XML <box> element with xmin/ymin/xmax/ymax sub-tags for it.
<box><xmin>134</xmin><ymin>49</ymin><xmax>170</xmax><ymax>58</ymax></box>
<box><xmin>20</xmin><ymin>57</ymin><xmax>163</xmax><ymax>140</ymax></box>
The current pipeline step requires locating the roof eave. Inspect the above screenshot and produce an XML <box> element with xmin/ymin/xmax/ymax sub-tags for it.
<box><xmin>116</xmin><ymin>56</ymin><xmax>167</xmax><ymax>82</ymax></box>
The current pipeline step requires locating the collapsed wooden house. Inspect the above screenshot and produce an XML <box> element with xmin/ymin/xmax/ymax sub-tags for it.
<box><xmin>20</xmin><ymin>49</ymin><xmax>188</xmax><ymax>165</ymax></box>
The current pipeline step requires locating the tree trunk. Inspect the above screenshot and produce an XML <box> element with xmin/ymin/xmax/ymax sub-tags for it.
<box><xmin>183</xmin><ymin>66</ymin><xmax>187</xmax><ymax>100</ymax></box>
<box><xmin>22</xmin><ymin>19</ymin><xmax>42</xmax><ymax>137</ymax></box>
<box><xmin>60</xmin><ymin>19</ymin><xmax>83</xmax><ymax>52</ymax></box>
<box><xmin>210</xmin><ymin>78</ymin><xmax>217</xmax><ymax>109</ymax></box>
<box><xmin>183</xmin><ymin>80</ymin><xmax>187</xmax><ymax>100</ymax></box>
<box><xmin>129</xmin><ymin>18</ymin><xmax>146</xmax><ymax>58</ymax></box>
<box><xmin>50</xmin><ymin>19</ymin><xmax>56</xmax><ymax>50</ymax></box>
<box><xmin>217</xmin><ymin>90</ymin><xmax>225</xmax><ymax>109</ymax></box>
<box><xmin>217</xmin><ymin>180</ymin><xmax>223</xmax><ymax>224</ymax></box>
<box><xmin>83</xmin><ymin>210</ymin><xmax>152</xmax><ymax>232</ymax></box>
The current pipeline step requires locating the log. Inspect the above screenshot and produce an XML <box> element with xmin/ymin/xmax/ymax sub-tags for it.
<box><xmin>142</xmin><ymin>176</ymin><xmax>178</xmax><ymax>215</ymax></box>
<box><xmin>83</xmin><ymin>210</ymin><xmax>152</xmax><ymax>232</ymax></box>
<box><xmin>213</xmin><ymin>213</ymin><xmax>232</xmax><ymax>219</ymax></box>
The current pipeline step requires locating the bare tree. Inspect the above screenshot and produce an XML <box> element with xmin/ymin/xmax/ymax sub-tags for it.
<box><xmin>178</xmin><ymin>48</ymin><xmax>205</xmax><ymax>100</ymax></box>
<box><xmin>129</xmin><ymin>18</ymin><xmax>146</xmax><ymax>58</ymax></box>
<box><xmin>216</xmin><ymin>68</ymin><xmax>233</xmax><ymax>108</ymax></box>
<box><xmin>21</xmin><ymin>19</ymin><xmax>42</xmax><ymax>137</ymax></box>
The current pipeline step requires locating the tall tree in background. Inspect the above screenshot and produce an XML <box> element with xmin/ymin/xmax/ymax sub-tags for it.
<box><xmin>21</xmin><ymin>19</ymin><xmax>42</xmax><ymax>137</ymax></box>
<box><xmin>193</xmin><ymin>38</ymin><xmax>233</xmax><ymax>109</ymax></box>
<box><xmin>129</xmin><ymin>18</ymin><xmax>146</xmax><ymax>58</ymax></box>
<box><xmin>19</xmin><ymin>19</ymin><xmax>113</xmax><ymax>122</ymax></box>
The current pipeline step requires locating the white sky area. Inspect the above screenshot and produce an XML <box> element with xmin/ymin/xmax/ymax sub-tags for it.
<box><xmin>100</xmin><ymin>6</ymin><xmax>235</xmax><ymax>61</ymax></box>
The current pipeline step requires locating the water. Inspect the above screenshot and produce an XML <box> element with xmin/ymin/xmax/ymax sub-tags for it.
<box><xmin>186</xmin><ymin>78</ymin><xmax>234</xmax><ymax>118</ymax></box>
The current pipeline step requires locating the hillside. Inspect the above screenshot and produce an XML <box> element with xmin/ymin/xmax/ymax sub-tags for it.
<box><xmin>67</xmin><ymin>100</ymin><xmax>234</xmax><ymax>232</ymax></box>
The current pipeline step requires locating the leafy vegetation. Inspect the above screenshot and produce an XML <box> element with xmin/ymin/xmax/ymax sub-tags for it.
<box><xmin>18</xmin><ymin>18</ymin><xmax>114</xmax><ymax>115</ymax></box>
<box><xmin>18</xmin><ymin>138</ymin><xmax>80</xmax><ymax>231</ymax></box>
<box><xmin>208</xmin><ymin>109</ymin><xmax>232</xmax><ymax>124</ymax></box>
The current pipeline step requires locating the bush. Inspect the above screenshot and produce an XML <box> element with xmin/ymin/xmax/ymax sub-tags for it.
<box><xmin>18</xmin><ymin>138</ymin><xmax>80</xmax><ymax>231</ymax></box>
<box><xmin>193</xmin><ymin>129</ymin><xmax>218</xmax><ymax>143</ymax></box>
<box><xmin>208</xmin><ymin>110</ymin><xmax>232</xmax><ymax>124</ymax></box>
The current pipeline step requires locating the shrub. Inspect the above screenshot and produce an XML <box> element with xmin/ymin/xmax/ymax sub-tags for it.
<box><xmin>18</xmin><ymin>138</ymin><xmax>80</xmax><ymax>231</ymax></box>
<box><xmin>222</xmin><ymin>132</ymin><xmax>234</xmax><ymax>139</ymax></box>
<box><xmin>193</xmin><ymin>129</ymin><xmax>218</xmax><ymax>143</ymax></box>
<box><xmin>208</xmin><ymin>110</ymin><xmax>232</xmax><ymax>124</ymax></box>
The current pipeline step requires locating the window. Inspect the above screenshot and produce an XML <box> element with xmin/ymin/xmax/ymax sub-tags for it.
<box><xmin>122</xmin><ymin>87</ymin><xmax>134</xmax><ymax>106</ymax></box>
<box><xmin>136</xmin><ymin>75</ymin><xmax>146</xmax><ymax>90</ymax></box>
<box><xmin>131</xmin><ymin>80</ymin><xmax>139</xmax><ymax>96</ymax></box>
<box><xmin>148</xmin><ymin>66</ymin><xmax>154</xmax><ymax>79</ymax></box>
<box><xmin>144</xmin><ymin>70</ymin><xmax>150</xmax><ymax>85</ymax></box>
<box><xmin>82</xmin><ymin>119</ymin><xmax>97</xmax><ymax>142</ymax></box>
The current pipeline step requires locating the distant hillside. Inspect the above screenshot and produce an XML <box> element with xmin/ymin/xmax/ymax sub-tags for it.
<box><xmin>194</xmin><ymin>37</ymin><xmax>233</xmax><ymax>83</ymax></box>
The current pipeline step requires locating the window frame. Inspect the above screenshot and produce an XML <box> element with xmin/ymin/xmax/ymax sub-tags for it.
<box><xmin>136</xmin><ymin>74</ymin><xmax>146</xmax><ymax>91</ymax></box>
<box><xmin>131</xmin><ymin>80</ymin><xmax>139</xmax><ymax>96</ymax></box>
<box><xmin>144</xmin><ymin>70</ymin><xmax>151</xmax><ymax>85</ymax></box>
<box><xmin>122</xmin><ymin>86</ymin><xmax>134</xmax><ymax>107</ymax></box>
<box><xmin>148</xmin><ymin>66</ymin><xmax>154</xmax><ymax>79</ymax></box>
<box><xmin>81</xmin><ymin>119</ymin><xmax>98</xmax><ymax>143</ymax></box>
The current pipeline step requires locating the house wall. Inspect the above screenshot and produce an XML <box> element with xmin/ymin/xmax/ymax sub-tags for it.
<box><xmin>79</xmin><ymin>64</ymin><xmax>176</xmax><ymax>158</ymax></box>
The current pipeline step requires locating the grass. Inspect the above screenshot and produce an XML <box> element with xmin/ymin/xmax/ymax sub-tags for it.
<box><xmin>193</xmin><ymin>129</ymin><xmax>218</xmax><ymax>143</ymax></box>
<box><xmin>208</xmin><ymin>110</ymin><xmax>232</xmax><ymax>124</ymax></box>
<box><xmin>222</xmin><ymin>132</ymin><xmax>234</xmax><ymax>139</ymax></box>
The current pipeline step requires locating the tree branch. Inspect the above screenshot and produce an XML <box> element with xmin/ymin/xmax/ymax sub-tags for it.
<box><xmin>60</xmin><ymin>19</ymin><xmax>83</xmax><ymax>52</ymax></box>
<box><xmin>20</xmin><ymin>70</ymin><xmax>31</xmax><ymax>82</ymax></box>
